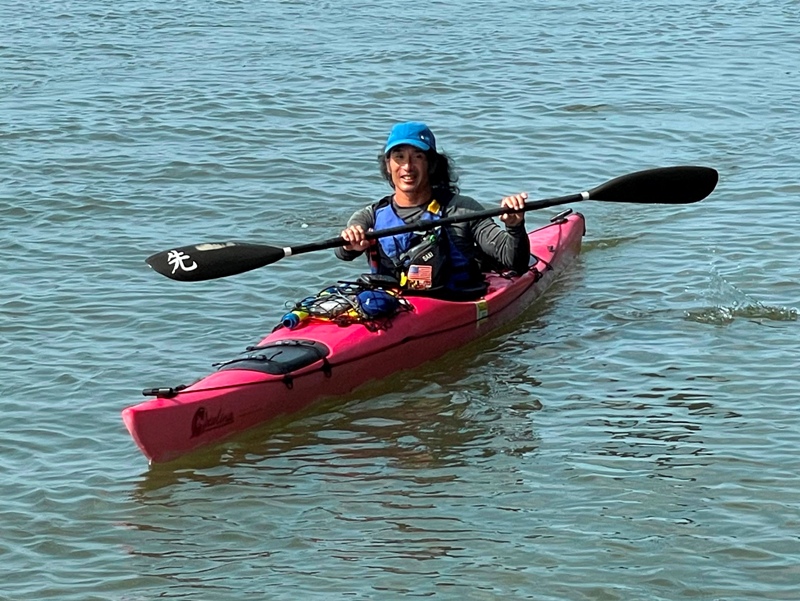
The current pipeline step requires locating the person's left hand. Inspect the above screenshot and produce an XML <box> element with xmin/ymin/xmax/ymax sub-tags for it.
<box><xmin>499</xmin><ymin>193</ymin><xmax>527</xmax><ymax>227</ymax></box>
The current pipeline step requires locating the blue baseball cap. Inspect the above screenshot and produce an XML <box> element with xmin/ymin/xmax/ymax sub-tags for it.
<box><xmin>384</xmin><ymin>121</ymin><xmax>436</xmax><ymax>154</ymax></box>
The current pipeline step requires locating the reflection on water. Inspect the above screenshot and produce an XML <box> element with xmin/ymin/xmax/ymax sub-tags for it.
<box><xmin>590</xmin><ymin>397</ymin><xmax>714</xmax><ymax>474</ymax></box>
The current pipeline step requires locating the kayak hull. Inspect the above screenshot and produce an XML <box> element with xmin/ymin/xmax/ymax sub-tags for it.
<box><xmin>123</xmin><ymin>212</ymin><xmax>585</xmax><ymax>463</ymax></box>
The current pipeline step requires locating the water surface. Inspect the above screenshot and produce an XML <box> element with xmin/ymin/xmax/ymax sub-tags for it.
<box><xmin>2</xmin><ymin>1</ymin><xmax>799</xmax><ymax>599</ymax></box>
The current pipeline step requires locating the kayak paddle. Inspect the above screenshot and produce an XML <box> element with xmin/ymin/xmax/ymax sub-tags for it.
<box><xmin>146</xmin><ymin>165</ymin><xmax>718</xmax><ymax>282</ymax></box>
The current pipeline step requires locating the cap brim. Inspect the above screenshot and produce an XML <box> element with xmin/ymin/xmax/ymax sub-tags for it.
<box><xmin>384</xmin><ymin>139</ymin><xmax>431</xmax><ymax>154</ymax></box>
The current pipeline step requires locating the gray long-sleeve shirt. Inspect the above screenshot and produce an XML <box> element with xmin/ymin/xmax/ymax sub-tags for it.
<box><xmin>334</xmin><ymin>193</ymin><xmax>530</xmax><ymax>274</ymax></box>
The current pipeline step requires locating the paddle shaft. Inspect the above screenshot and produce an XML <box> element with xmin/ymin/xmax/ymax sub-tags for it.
<box><xmin>284</xmin><ymin>192</ymin><xmax>581</xmax><ymax>258</ymax></box>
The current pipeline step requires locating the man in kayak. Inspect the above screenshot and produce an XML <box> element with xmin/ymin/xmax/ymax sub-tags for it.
<box><xmin>336</xmin><ymin>121</ymin><xmax>530</xmax><ymax>299</ymax></box>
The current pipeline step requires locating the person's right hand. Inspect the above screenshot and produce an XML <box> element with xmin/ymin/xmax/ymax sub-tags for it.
<box><xmin>341</xmin><ymin>224</ymin><xmax>371</xmax><ymax>252</ymax></box>
<box><xmin>499</xmin><ymin>192</ymin><xmax>527</xmax><ymax>227</ymax></box>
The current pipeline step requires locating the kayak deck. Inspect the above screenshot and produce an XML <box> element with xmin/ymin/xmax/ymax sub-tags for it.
<box><xmin>123</xmin><ymin>212</ymin><xmax>585</xmax><ymax>463</ymax></box>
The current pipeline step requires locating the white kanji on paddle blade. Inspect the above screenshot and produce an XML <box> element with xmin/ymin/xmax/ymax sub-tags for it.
<box><xmin>167</xmin><ymin>250</ymin><xmax>198</xmax><ymax>273</ymax></box>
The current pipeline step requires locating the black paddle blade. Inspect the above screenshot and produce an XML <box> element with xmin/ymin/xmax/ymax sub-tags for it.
<box><xmin>589</xmin><ymin>166</ymin><xmax>718</xmax><ymax>204</ymax></box>
<box><xmin>146</xmin><ymin>242</ymin><xmax>286</xmax><ymax>282</ymax></box>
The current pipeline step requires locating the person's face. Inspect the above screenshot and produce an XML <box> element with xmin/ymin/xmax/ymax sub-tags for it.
<box><xmin>386</xmin><ymin>145</ymin><xmax>430</xmax><ymax>195</ymax></box>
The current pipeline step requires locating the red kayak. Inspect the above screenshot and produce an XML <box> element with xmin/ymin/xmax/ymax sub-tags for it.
<box><xmin>123</xmin><ymin>211</ymin><xmax>585</xmax><ymax>463</ymax></box>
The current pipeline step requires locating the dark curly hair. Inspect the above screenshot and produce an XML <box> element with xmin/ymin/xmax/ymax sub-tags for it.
<box><xmin>378</xmin><ymin>149</ymin><xmax>460</xmax><ymax>196</ymax></box>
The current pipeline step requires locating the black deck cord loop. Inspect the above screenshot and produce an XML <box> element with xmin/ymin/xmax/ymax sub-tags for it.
<box><xmin>259</xmin><ymin>340</ymin><xmax>332</xmax><ymax>383</ymax></box>
<box><xmin>531</xmin><ymin>251</ymin><xmax>553</xmax><ymax>273</ymax></box>
<box><xmin>142</xmin><ymin>384</ymin><xmax>188</xmax><ymax>398</ymax></box>
<box><xmin>212</xmin><ymin>352</ymin><xmax>278</xmax><ymax>369</ymax></box>
<box><xmin>303</xmin><ymin>341</ymin><xmax>333</xmax><ymax>377</ymax></box>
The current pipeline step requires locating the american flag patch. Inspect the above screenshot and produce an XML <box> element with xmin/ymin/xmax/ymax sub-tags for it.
<box><xmin>407</xmin><ymin>264</ymin><xmax>433</xmax><ymax>290</ymax></box>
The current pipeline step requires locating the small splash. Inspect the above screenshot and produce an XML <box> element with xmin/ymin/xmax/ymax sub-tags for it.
<box><xmin>685</xmin><ymin>303</ymin><xmax>797</xmax><ymax>325</ymax></box>
<box><xmin>685</xmin><ymin>269</ymin><xmax>797</xmax><ymax>325</ymax></box>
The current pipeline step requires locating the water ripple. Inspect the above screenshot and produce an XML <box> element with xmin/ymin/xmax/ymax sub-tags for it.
<box><xmin>2</xmin><ymin>0</ymin><xmax>800</xmax><ymax>599</ymax></box>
